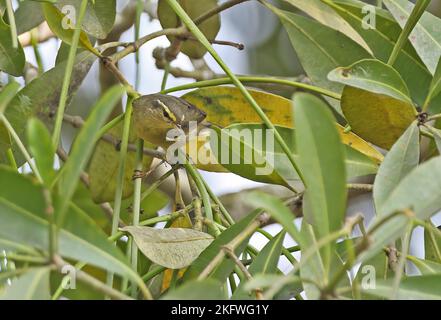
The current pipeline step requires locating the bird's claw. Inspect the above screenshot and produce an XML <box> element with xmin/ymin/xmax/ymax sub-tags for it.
<box><xmin>132</xmin><ymin>170</ymin><xmax>146</xmax><ymax>180</ymax></box>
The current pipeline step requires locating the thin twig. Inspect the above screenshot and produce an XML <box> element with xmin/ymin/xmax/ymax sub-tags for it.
<box><xmin>223</xmin><ymin>245</ymin><xmax>263</xmax><ymax>300</ymax></box>
<box><xmin>193</xmin><ymin>0</ymin><xmax>251</xmax><ymax>25</ymax></box>
<box><xmin>198</xmin><ymin>215</ymin><xmax>268</xmax><ymax>280</ymax></box>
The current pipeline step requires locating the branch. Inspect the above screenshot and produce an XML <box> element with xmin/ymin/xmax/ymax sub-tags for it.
<box><xmin>110</xmin><ymin>28</ymin><xmax>185</xmax><ymax>63</ymax></box>
<box><xmin>193</xmin><ymin>0</ymin><xmax>251</xmax><ymax>25</ymax></box>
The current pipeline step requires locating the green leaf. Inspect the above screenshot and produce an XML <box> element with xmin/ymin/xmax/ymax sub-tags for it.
<box><xmin>354</xmin><ymin>251</ymin><xmax>393</xmax><ymax>299</ymax></box>
<box><xmin>247</xmin><ymin>231</ymin><xmax>285</xmax><ymax>275</ymax></box>
<box><xmin>231</xmin><ymin>231</ymin><xmax>285</xmax><ymax>300</ymax></box>
<box><xmin>0</xmin><ymin>81</ymin><xmax>20</xmax><ymax>114</ymax></box>
<box><xmin>54</xmin><ymin>0</ymin><xmax>116</xmax><ymax>39</ymax></box>
<box><xmin>0</xmin><ymin>16</ymin><xmax>25</xmax><ymax>76</ymax></box>
<box><xmin>56</xmin><ymin>85</ymin><xmax>124</xmax><ymax>218</ymax></box>
<box><xmin>0</xmin><ymin>81</ymin><xmax>20</xmax><ymax>153</ymax></box>
<box><xmin>379</xmin><ymin>156</ymin><xmax>441</xmax><ymax>218</ymax></box>
<box><xmin>2</xmin><ymin>51</ymin><xmax>97</xmax><ymax>166</ymax></box>
<box><xmin>243</xmin><ymin>274</ymin><xmax>301</xmax><ymax>293</ymax></box>
<box><xmin>322</xmin><ymin>0</ymin><xmax>441</xmax><ymax>113</ymax></box>
<box><xmin>0</xmin><ymin>165</ymin><xmax>46</xmax><ymax>216</ymax></box>
<box><xmin>411</xmin><ymin>257</ymin><xmax>441</xmax><ymax>275</ymax></box>
<box><xmin>0</xmin><ymin>166</ymin><xmax>136</xmax><ymax>279</ymax></box>
<box><xmin>27</xmin><ymin>118</ymin><xmax>56</xmax><ymax>186</ymax></box>
<box><xmin>122</xmin><ymin>226</ymin><xmax>214</xmax><ymax>269</ymax></box>
<box><xmin>424</xmin><ymin>226</ymin><xmax>441</xmax><ymax>263</ymax></box>
<box><xmin>329</xmin><ymin>59</ymin><xmax>417</xmax><ymax>149</ymax></box>
<box><xmin>363</xmin><ymin>275</ymin><xmax>441</xmax><ymax>299</ymax></box>
<box><xmin>424</xmin><ymin>58</ymin><xmax>441</xmax><ymax>108</ymax></box>
<box><xmin>15</xmin><ymin>0</ymin><xmax>45</xmax><ymax>35</ymax></box>
<box><xmin>373</xmin><ymin>122</ymin><xmax>420</xmax><ymax>211</ymax></box>
<box><xmin>0</xmin><ymin>238</ymin><xmax>40</xmax><ymax>256</ymax></box>
<box><xmin>428</xmin><ymin>126</ymin><xmax>441</xmax><ymax>153</ymax></box>
<box><xmin>42</xmin><ymin>3</ymin><xmax>98</xmax><ymax>54</ymax></box>
<box><xmin>282</xmin><ymin>0</ymin><xmax>371</xmax><ymax>53</ymax></box>
<box><xmin>0</xmin><ymin>122</ymin><xmax>10</xmax><ymax>155</ymax></box>
<box><xmin>265</xmin><ymin>3</ymin><xmax>371</xmax><ymax>114</ymax></box>
<box><xmin>55</xmin><ymin>41</ymin><xmax>85</xmax><ymax>65</ymax></box>
<box><xmin>244</xmin><ymin>192</ymin><xmax>304</xmax><ymax>246</ymax></box>
<box><xmin>328</xmin><ymin>59</ymin><xmax>412</xmax><ymax>103</ymax></box>
<box><xmin>0</xmin><ymin>267</ymin><xmax>51</xmax><ymax>300</ymax></box>
<box><xmin>384</xmin><ymin>0</ymin><xmax>441</xmax><ymax>75</ymax></box>
<box><xmin>340</xmin><ymin>86</ymin><xmax>416</xmax><ymax>150</ymax></box>
<box><xmin>294</xmin><ymin>92</ymin><xmax>347</xmax><ymax>242</ymax></box>
<box><xmin>183</xmin><ymin>209</ymin><xmax>261</xmax><ymax>282</ymax></box>
<box><xmin>363</xmin><ymin>157</ymin><xmax>441</xmax><ymax>262</ymax></box>
<box><xmin>208</xmin><ymin>125</ymin><xmax>295</xmax><ymax>190</ymax></box>
<box><xmin>161</xmin><ymin>279</ymin><xmax>225</xmax><ymax>300</ymax></box>
<box><xmin>298</xmin><ymin>220</ymin><xmax>326</xmax><ymax>299</ymax></box>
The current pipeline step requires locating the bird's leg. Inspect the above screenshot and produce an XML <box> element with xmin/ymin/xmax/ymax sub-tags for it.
<box><xmin>131</xmin><ymin>160</ymin><xmax>166</xmax><ymax>180</ymax></box>
<box><xmin>174</xmin><ymin>170</ymin><xmax>186</xmax><ymax>211</ymax></box>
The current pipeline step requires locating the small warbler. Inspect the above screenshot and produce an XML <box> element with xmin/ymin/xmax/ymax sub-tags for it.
<box><xmin>132</xmin><ymin>94</ymin><xmax>207</xmax><ymax>148</ymax></box>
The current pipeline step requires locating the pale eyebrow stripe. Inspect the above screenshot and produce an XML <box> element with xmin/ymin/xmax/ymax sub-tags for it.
<box><xmin>155</xmin><ymin>99</ymin><xmax>177</xmax><ymax>122</ymax></box>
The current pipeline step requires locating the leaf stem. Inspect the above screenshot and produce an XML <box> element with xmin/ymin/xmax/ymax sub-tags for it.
<box><xmin>110</xmin><ymin>28</ymin><xmax>185</xmax><ymax>63</ymax></box>
<box><xmin>97</xmin><ymin>113</ymin><xmax>125</xmax><ymax>138</ymax></box>
<box><xmin>183</xmin><ymin>159</ymin><xmax>213</xmax><ymax>222</ymax></box>
<box><xmin>193</xmin><ymin>0</ymin><xmax>251</xmax><ymax>25</ymax></box>
<box><xmin>5</xmin><ymin>0</ymin><xmax>18</xmax><ymax>48</ymax></box>
<box><xmin>198</xmin><ymin>217</ymin><xmax>264</xmax><ymax>280</ymax></box>
<box><xmin>201</xmin><ymin>177</ymin><xmax>235</xmax><ymax>226</ymax></box>
<box><xmin>391</xmin><ymin>222</ymin><xmax>413</xmax><ymax>299</ymax></box>
<box><xmin>387</xmin><ymin>0</ymin><xmax>431</xmax><ymax>66</ymax></box>
<box><xmin>134</xmin><ymin>0</ymin><xmax>143</xmax><ymax>90</ymax></box>
<box><xmin>130</xmin><ymin>139</ymin><xmax>144</xmax><ymax>297</ymax></box>
<box><xmin>256</xmin><ymin>228</ymin><xmax>298</xmax><ymax>265</ymax></box>
<box><xmin>140</xmin><ymin>166</ymin><xmax>177</xmax><ymax>201</ymax></box>
<box><xmin>6</xmin><ymin>148</ymin><xmax>17</xmax><ymax>170</ymax></box>
<box><xmin>107</xmin><ymin>96</ymin><xmax>134</xmax><ymax>289</ymax></box>
<box><xmin>161</xmin><ymin>76</ymin><xmax>341</xmax><ymax>100</ymax></box>
<box><xmin>110</xmin><ymin>204</ymin><xmax>193</xmax><ymax>242</ymax></box>
<box><xmin>51</xmin><ymin>0</ymin><xmax>89</xmax><ymax>148</ymax></box>
<box><xmin>3</xmin><ymin>252</ymin><xmax>47</xmax><ymax>264</ymax></box>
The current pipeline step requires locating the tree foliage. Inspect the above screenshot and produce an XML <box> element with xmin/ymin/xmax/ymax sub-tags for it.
<box><xmin>0</xmin><ymin>0</ymin><xmax>441</xmax><ymax>300</ymax></box>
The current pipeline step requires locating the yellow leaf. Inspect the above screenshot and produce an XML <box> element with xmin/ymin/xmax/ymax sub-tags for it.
<box><xmin>182</xmin><ymin>86</ymin><xmax>384</xmax><ymax>163</ymax></box>
<box><xmin>341</xmin><ymin>86</ymin><xmax>416</xmax><ymax>150</ymax></box>
<box><xmin>42</xmin><ymin>3</ymin><xmax>99</xmax><ymax>56</ymax></box>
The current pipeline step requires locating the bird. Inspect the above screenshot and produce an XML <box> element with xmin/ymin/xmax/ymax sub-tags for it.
<box><xmin>132</xmin><ymin>93</ymin><xmax>207</xmax><ymax>149</ymax></box>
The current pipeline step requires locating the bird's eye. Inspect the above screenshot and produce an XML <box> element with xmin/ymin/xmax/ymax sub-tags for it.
<box><xmin>163</xmin><ymin>110</ymin><xmax>170</xmax><ymax>119</ymax></box>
